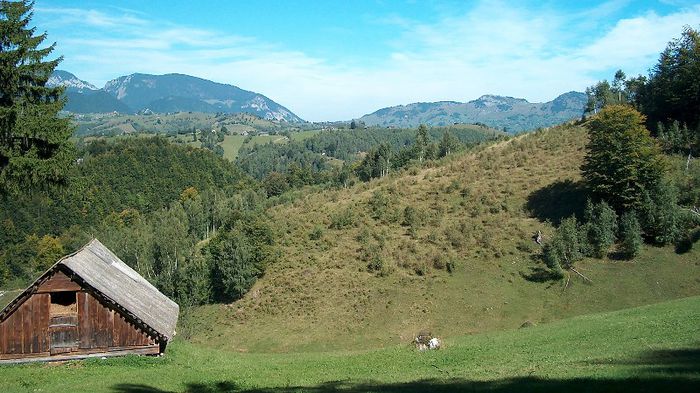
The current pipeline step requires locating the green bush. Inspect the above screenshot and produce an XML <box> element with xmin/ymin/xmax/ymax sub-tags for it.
<box><xmin>367</xmin><ymin>253</ymin><xmax>385</xmax><ymax>273</ymax></box>
<box><xmin>309</xmin><ymin>225</ymin><xmax>324</xmax><ymax>240</ymax></box>
<box><xmin>329</xmin><ymin>208</ymin><xmax>356</xmax><ymax>229</ymax></box>
<box><xmin>543</xmin><ymin>216</ymin><xmax>581</xmax><ymax>278</ymax></box>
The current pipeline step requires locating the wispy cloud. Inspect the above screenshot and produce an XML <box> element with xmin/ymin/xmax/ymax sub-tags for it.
<box><xmin>35</xmin><ymin>3</ymin><xmax>700</xmax><ymax>121</ymax></box>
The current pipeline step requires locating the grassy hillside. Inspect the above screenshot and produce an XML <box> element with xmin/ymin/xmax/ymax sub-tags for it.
<box><xmin>185</xmin><ymin>124</ymin><xmax>700</xmax><ymax>352</ymax></box>
<box><xmin>72</xmin><ymin>112</ymin><xmax>288</xmax><ymax>137</ymax></box>
<box><xmin>221</xmin><ymin>134</ymin><xmax>291</xmax><ymax>160</ymax></box>
<box><xmin>0</xmin><ymin>289</ymin><xmax>21</xmax><ymax>309</ymax></box>
<box><xmin>72</xmin><ymin>112</ymin><xmax>323</xmax><ymax>161</ymax></box>
<box><xmin>1</xmin><ymin>296</ymin><xmax>698</xmax><ymax>392</ymax></box>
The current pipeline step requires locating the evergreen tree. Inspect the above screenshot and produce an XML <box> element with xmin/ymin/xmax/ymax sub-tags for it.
<box><xmin>619</xmin><ymin>211</ymin><xmax>642</xmax><ymax>259</ymax></box>
<box><xmin>415</xmin><ymin>124</ymin><xmax>429</xmax><ymax>162</ymax></box>
<box><xmin>582</xmin><ymin>105</ymin><xmax>665</xmax><ymax>211</ymax></box>
<box><xmin>582</xmin><ymin>200</ymin><xmax>617</xmax><ymax>259</ymax></box>
<box><xmin>638</xmin><ymin>179</ymin><xmax>680</xmax><ymax>245</ymax></box>
<box><xmin>0</xmin><ymin>0</ymin><xmax>74</xmax><ymax>192</ymax></box>
<box><xmin>438</xmin><ymin>130</ymin><xmax>458</xmax><ymax>157</ymax></box>
<box><xmin>611</xmin><ymin>70</ymin><xmax>627</xmax><ymax>103</ymax></box>
<box><xmin>639</xmin><ymin>26</ymin><xmax>700</xmax><ymax>136</ymax></box>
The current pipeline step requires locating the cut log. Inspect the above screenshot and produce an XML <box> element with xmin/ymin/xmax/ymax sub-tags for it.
<box><xmin>571</xmin><ymin>267</ymin><xmax>593</xmax><ymax>283</ymax></box>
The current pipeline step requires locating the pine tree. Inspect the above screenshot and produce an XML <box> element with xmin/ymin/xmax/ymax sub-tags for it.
<box><xmin>415</xmin><ymin>124</ymin><xmax>429</xmax><ymax>162</ymax></box>
<box><xmin>638</xmin><ymin>179</ymin><xmax>680</xmax><ymax>245</ymax></box>
<box><xmin>0</xmin><ymin>0</ymin><xmax>73</xmax><ymax>192</ymax></box>
<box><xmin>619</xmin><ymin>211</ymin><xmax>642</xmax><ymax>259</ymax></box>
<box><xmin>438</xmin><ymin>131</ymin><xmax>458</xmax><ymax>157</ymax></box>
<box><xmin>639</xmin><ymin>26</ymin><xmax>700</xmax><ymax>136</ymax></box>
<box><xmin>582</xmin><ymin>199</ymin><xmax>617</xmax><ymax>259</ymax></box>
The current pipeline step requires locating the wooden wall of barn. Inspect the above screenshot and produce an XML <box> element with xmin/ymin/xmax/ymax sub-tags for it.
<box><xmin>0</xmin><ymin>270</ymin><xmax>157</xmax><ymax>360</ymax></box>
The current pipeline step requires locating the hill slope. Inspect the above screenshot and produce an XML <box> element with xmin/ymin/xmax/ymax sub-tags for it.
<box><xmin>64</xmin><ymin>90</ymin><xmax>133</xmax><ymax>114</ymax></box>
<box><xmin>186</xmin><ymin>124</ymin><xmax>700</xmax><ymax>352</ymax></box>
<box><xmin>2</xmin><ymin>295</ymin><xmax>698</xmax><ymax>392</ymax></box>
<box><xmin>359</xmin><ymin>92</ymin><xmax>587</xmax><ymax>132</ymax></box>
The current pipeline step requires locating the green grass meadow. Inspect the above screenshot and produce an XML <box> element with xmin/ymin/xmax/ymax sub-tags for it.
<box><xmin>220</xmin><ymin>134</ymin><xmax>288</xmax><ymax>160</ymax></box>
<box><xmin>1</xmin><ymin>296</ymin><xmax>698</xmax><ymax>392</ymax></box>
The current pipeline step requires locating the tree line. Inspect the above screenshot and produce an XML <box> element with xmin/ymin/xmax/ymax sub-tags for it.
<box><xmin>239</xmin><ymin>124</ymin><xmax>500</xmax><ymax>195</ymax></box>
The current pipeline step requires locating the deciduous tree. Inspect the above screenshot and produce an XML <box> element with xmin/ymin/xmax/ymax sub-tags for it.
<box><xmin>582</xmin><ymin>105</ymin><xmax>665</xmax><ymax>211</ymax></box>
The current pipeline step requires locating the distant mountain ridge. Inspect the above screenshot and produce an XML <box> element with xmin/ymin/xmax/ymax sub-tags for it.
<box><xmin>359</xmin><ymin>92</ymin><xmax>587</xmax><ymax>133</ymax></box>
<box><xmin>48</xmin><ymin>70</ymin><xmax>304</xmax><ymax>122</ymax></box>
<box><xmin>48</xmin><ymin>70</ymin><xmax>98</xmax><ymax>93</ymax></box>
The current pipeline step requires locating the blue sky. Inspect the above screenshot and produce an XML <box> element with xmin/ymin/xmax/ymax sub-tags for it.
<box><xmin>33</xmin><ymin>0</ymin><xmax>700</xmax><ymax>121</ymax></box>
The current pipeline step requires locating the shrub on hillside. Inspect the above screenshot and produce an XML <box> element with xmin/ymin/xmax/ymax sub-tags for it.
<box><xmin>329</xmin><ymin>208</ymin><xmax>356</xmax><ymax>229</ymax></box>
<box><xmin>207</xmin><ymin>213</ymin><xmax>274</xmax><ymax>302</ymax></box>
<box><xmin>309</xmin><ymin>225</ymin><xmax>324</xmax><ymax>240</ymax></box>
<box><xmin>543</xmin><ymin>216</ymin><xmax>582</xmax><ymax>278</ymax></box>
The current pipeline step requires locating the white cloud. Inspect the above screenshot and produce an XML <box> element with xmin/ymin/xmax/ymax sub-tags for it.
<box><xmin>36</xmin><ymin>3</ymin><xmax>700</xmax><ymax>121</ymax></box>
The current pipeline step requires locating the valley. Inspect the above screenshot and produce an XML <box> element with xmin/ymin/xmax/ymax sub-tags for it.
<box><xmin>1</xmin><ymin>2</ymin><xmax>700</xmax><ymax>392</ymax></box>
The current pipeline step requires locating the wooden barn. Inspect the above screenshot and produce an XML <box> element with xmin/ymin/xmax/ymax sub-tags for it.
<box><xmin>0</xmin><ymin>239</ymin><xmax>179</xmax><ymax>363</ymax></box>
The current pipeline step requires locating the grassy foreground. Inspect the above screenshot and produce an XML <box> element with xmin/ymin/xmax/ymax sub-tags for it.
<box><xmin>1</xmin><ymin>296</ymin><xmax>698</xmax><ymax>392</ymax></box>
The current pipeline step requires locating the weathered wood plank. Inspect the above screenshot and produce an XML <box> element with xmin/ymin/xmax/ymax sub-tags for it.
<box><xmin>3</xmin><ymin>309</ymin><xmax>21</xmax><ymax>354</ymax></box>
<box><xmin>87</xmin><ymin>293</ymin><xmax>113</xmax><ymax>348</ymax></box>
<box><xmin>0</xmin><ymin>316</ymin><xmax>7</xmax><ymax>353</ymax></box>
<box><xmin>21</xmin><ymin>295</ymin><xmax>33</xmax><ymax>354</ymax></box>
<box><xmin>78</xmin><ymin>292</ymin><xmax>91</xmax><ymax>349</ymax></box>
<box><xmin>36</xmin><ymin>294</ymin><xmax>50</xmax><ymax>353</ymax></box>
<box><xmin>50</xmin><ymin>326</ymin><xmax>78</xmax><ymax>350</ymax></box>
<box><xmin>30</xmin><ymin>296</ymin><xmax>40</xmax><ymax>353</ymax></box>
<box><xmin>113</xmin><ymin>313</ymin><xmax>127</xmax><ymax>347</ymax></box>
<box><xmin>37</xmin><ymin>271</ymin><xmax>81</xmax><ymax>293</ymax></box>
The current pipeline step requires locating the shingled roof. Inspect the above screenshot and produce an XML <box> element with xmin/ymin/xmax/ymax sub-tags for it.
<box><xmin>0</xmin><ymin>239</ymin><xmax>179</xmax><ymax>341</ymax></box>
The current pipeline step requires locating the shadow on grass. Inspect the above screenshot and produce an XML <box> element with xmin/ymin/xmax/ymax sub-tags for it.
<box><xmin>520</xmin><ymin>266</ymin><xmax>562</xmax><ymax>283</ymax></box>
<box><xmin>609</xmin><ymin>347</ymin><xmax>700</xmax><ymax>375</ymax></box>
<box><xmin>526</xmin><ymin>180</ymin><xmax>588</xmax><ymax>226</ymax></box>
<box><xmin>113</xmin><ymin>377</ymin><xmax>700</xmax><ymax>393</ymax></box>
<box><xmin>607</xmin><ymin>250</ymin><xmax>633</xmax><ymax>261</ymax></box>
<box><xmin>520</xmin><ymin>254</ymin><xmax>561</xmax><ymax>284</ymax></box>
<box><xmin>675</xmin><ymin>229</ymin><xmax>700</xmax><ymax>254</ymax></box>
<box><xmin>111</xmin><ymin>348</ymin><xmax>700</xmax><ymax>393</ymax></box>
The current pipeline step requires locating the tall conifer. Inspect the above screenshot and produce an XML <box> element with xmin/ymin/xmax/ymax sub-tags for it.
<box><xmin>0</xmin><ymin>0</ymin><xmax>73</xmax><ymax>192</ymax></box>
